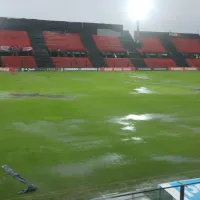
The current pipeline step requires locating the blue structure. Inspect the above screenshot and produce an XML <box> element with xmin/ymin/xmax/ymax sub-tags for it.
<box><xmin>159</xmin><ymin>178</ymin><xmax>200</xmax><ymax>200</ymax></box>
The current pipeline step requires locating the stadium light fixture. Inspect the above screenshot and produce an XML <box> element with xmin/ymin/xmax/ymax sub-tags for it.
<box><xmin>128</xmin><ymin>0</ymin><xmax>152</xmax><ymax>21</ymax></box>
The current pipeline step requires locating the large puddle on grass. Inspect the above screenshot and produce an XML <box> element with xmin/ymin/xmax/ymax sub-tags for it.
<box><xmin>130</xmin><ymin>74</ymin><xmax>150</xmax><ymax>80</ymax></box>
<box><xmin>13</xmin><ymin>120</ymin><xmax>110</xmax><ymax>150</ymax></box>
<box><xmin>159</xmin><ymin>132</ymin><xmax>180</xmax><ymax>137</ymax></box>
<box><xmin>13</xmin><ymin>119</ymin><xmax>94</xmax><ymax>144</ymax></box>
<box><xmin>13</xmin><ymin>119</ymin><xmax>85</xmax><ymax>136</ymax></box>
<box><xmin>152</xmin><ymin>155</ymin><xmax>200</xmax><ymax>163</ymax></box>
<box><xmin>110</xmin><ymin>114</ymin><xmax>177</xmax><ymax>132</ymax></box>
<box><xmin>178</xmin><ymin>125</ymin><xmax>200</xmax><ymax>133</ymax></box>
<box><xmin>70</xmin><ymin>140</ymin><xmax>112</xmax><ymax>151</ymax></box>
<box><xmin>52</xmin><ymin>153</ymin><xmax>127</xmax><ymax>176</ymax></box>
<box><xmin>0</xmin><ymin>91</ymin><xmax>87</xmax><ymax>100</ymax></box>
<box><xmin>130</xmin><ymin>87</ymin><xmax>155</xmax><ymax>94</ymax></box>
<box><xmin>121</xmin><ymin>137</ymin><xmax>144</xmax><ymax>143</ymax></box>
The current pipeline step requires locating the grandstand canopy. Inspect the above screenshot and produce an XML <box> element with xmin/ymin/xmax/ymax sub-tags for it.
<box><xmin>1</xmin><ymin>0</ymin><xmax>200</xmax><ymax>33</ymax></box>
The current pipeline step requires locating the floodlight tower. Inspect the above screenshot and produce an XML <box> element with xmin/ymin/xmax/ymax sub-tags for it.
<box><xmin>128</xmin><ymin>0</ymin><xmax>152</xmax><ymax>44</ymax></box>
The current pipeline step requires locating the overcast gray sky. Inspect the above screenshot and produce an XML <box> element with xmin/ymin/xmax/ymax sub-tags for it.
<box><xmin>1</xmin><ymin>0</ymin><xmax>200</xmax><ymax>34</ymax></box>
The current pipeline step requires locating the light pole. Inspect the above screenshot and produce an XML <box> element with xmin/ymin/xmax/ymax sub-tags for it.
<box><xmin>135</xmin><ymin>20</ymin><xmax>140</xmax><ymax>43</ymax></box>
<box><xmin>128</xmin><ymin>0</ymin><xmax>152</xmax><ymax>43</ymax></box>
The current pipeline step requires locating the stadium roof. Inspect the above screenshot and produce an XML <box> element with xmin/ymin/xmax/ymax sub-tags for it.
<box><xmin>1</xmin><ymin>0</ymin><xmax>200</xmax><ymax>34</ymax></box>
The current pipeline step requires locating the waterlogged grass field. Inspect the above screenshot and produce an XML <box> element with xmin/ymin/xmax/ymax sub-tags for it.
<box><xmin>0</xmin><ymin>72</ymin><xmax>200</xmax><ymax>200</ymax></box>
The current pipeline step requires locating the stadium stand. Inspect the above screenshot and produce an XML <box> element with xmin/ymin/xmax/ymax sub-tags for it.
<box><xmin>0</xmin><ymin>30</ymin><xmax>31</xmax><ymax>47</ymax></box>
<box><xmin>43</xmin><ymin>32</ymin><xmax>85</xmax><ymax>51</ymax></box>
<box><xmin>138</xmin><ymin>37</ymin><xmax>166</xmax><ymax>53</ymax></box>
<box><xmin>92</xmin><ymin>35</ymin><xmax>125</xmax><ymax>52</ymax></box>
<box><xmin>0</xmin><ymin>30</ymin><xmax>36</xmax><ymax>68</ymax></box>
<box><xmin>171</xmin><ymin>38</ymin><xmax>200</xmax><ymax>53</ymax></box>
<box><xmin>52</xmin><ymin>57</ymin><xmax>92</xmax><ymax>68</ymax></box>
<box><xmin>2</xmin><ymin>56</ymin><xmax>37</xmax><ymax>68</ymax></box>
<box><xmin>0</xmin><ymin>18</ymin><xmax>199</xmax><ymax>69</ymax></box>
<box><xmin>144</xmin><ymin>58</ymin><xmax>177</xmax><ymax>68</ymax></box>
<box><xmin>186</xmin><ymin>59</ymin><xmax>200</xmax><ymax>67</ymax></box>
<box><xmin>105</xmin><ymin>58</ymin><xmax>134</xmax><ymax>67</ymax></box>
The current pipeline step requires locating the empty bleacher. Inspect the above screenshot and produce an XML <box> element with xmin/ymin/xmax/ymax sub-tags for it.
<box><xmin>0</xmin><ymin>30</ymin><xmax>31</xmax><ymax>47</ymax></box>
<box><xmin>2</xmin><ymin>56</ymin><xmax>37</xmax><ymax>68</ymax></box>
<box><xmin>52</xmin><ymin>57</ymin><xmax>92</xmax><ymax>68</ymax></box>
<box><xmin>105</xmin><ymin>58</ymin><xmax>134</xmax><ymax>67</ymax></box>
<box><xmin>93</xmin><ymin>35</ymin><xmax>125</xmax><ymax>52</ymax></box>
<box><xmin>186</xmin><ymin>59</ymin><xmax>200</xmax><ymax>67</ymax></box>
<box><xmin>0</xmin><ymin>30</ymin><xmax>36</xmax><ymax>68</ymax></box>
<box><xmin>171</xmin><ymin>38</ymin><xmax>200</xmax><ymax>53</ymax></box>
<box><xmin>43</xmin><ymin>32</ymin><xmax>85</xmax><ymax>51</ymax></box>
<box><xmin>138</xmin><ymin>37</ymin><xmax>166</xmax><ymax>53</ymax></box>
<box><xmin>144</xmin><ymin>58</ymin><xmax>176</xmax><ymax>68</ymax></box>
<box><xmin>0</xmin><ymin>18</ymin><xmax>199</xmax><ymax>69</ymax></box>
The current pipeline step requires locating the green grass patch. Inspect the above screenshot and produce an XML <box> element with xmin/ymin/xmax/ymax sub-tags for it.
<box><xmin>0</xmin><ymin>72</ymin><xmax>200</xmax><ymax>199</ymax></box>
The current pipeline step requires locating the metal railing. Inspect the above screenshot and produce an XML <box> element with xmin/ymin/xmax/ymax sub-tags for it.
<box><xmin>3</xmin><ymin>169</ymin><xmax>200</xmax><ymax>200</ymax></box>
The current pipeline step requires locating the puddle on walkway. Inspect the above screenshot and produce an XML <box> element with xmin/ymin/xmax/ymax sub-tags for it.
<box><xmin>110</xmin><ymin>114</ymin><xmax>177</xmax><ymax>132</ymax></box>
<box><xmin>52</xmin><ymin>153</ymin><xmax>127</xmax><ymax>177</ymax></box>
<box><xmin>130</xmin><ymin>87</ymin><xmax>154</xmax><ymax>94</ymax></box>
<box><xmin>92</xmin><ymin>192</ymin><xmax>150</xmax><ymax>200</ymax></box>
<box><xmin>92</xmin><ymin>173</ymin><xmax>191</xmax><ymax>200</ymax></box>
<box><xmin>152</xmin><ymin>155</ymin><xmax>200</xmax><ymax>163</ymax></box>
<box><xmin>0</xmin><ymin>91</ymin><xmax>87</xmax><ymax>100</ymax></box>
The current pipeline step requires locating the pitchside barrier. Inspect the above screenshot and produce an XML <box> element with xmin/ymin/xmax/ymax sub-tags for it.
<box><xmin>5</xmin><ymin>177</ymin><xmax>199</xmax><ymax>200</ymax></box>
<box><xmin>0</xmin><ymin>67</ymin><xmax>199</xmax><ymax>72</ymax></box>
<box><xmin>90</xmin><ymin>178</ymin><xmax>200</xmax><ymax>200</ymax></box>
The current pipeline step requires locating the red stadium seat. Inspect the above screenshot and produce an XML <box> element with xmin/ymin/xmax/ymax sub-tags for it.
<box><xmin>2</xmin><ymin>56</ymin><xmax>36</xmax><ymax>68</ymax></box>
<box><xmin>144</xmin><ymin>58</ymin><xmax>176</xmax><ymax>68</ymax></box>
<box><xmin>171</xmin><ymin>38</ymin><xmax>200</xmax><ymax>53</ymax></box>
<box><xmin>0</xmin><ymin>30</ymin><xmax>31</xmax><ymax>47</ymax></box>
<box><xmin>138</xmin><ymin>37</ymin><xmax>166</xmax><ymax>53</ymax></box>
<box><xmin>43</xmin><ymin>32</ymin><xmax>85</xmax><ymax>51</ymax></box>
<box><xmin>93</xmin><ymin>35</ymin><xmax>125</xmax><ymax>52</ymax></box>
<box><xmin>186</xmin><ymin>59</ymin><xmax>200</xmax><ymax>67</ymax></box>
<box><xmin>104</xmin><ymin>58</ymin><xmax>134</xmax><ymax>67</ymax></box>
<box><xmin>52</xmin><ymin>57</ymin><xmax>92</xmax><ymax>68</ymax></box>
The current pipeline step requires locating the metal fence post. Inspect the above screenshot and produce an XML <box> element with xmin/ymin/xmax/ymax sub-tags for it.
<box><xmin>180</xmin><ymin>185</ymin><xmax>184</xmax><ymax>200</ymax></box>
